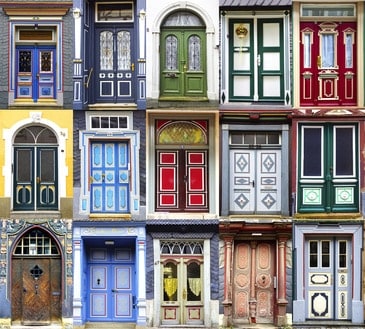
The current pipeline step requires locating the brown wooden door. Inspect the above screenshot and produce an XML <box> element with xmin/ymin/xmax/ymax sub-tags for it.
<box><xmin>233</xmin><ymin>241</ymin><xmax>275</xmax><ymax>324</ymax></box>
<box><xmin>12</xmin><ymin>258</ymin><xmax>61</xmax><ymax>325</ymax></box>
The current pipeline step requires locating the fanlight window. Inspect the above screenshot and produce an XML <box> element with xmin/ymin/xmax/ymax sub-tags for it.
<box><xmin>160</xmin><ymin>241</ymin><xmax>203</xmax><ymax>255</ymax></box>
<box><xmin>14</xmin><ymin>125</ymin><xmax>57</xmax><ymax>144</ymax></box>
<box><xmin>14</xmin><ymin>229</ymin><xmax>59</xmax><ymax>255</ymax></box>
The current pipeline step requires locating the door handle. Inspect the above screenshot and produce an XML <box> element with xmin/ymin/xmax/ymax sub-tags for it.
<box><xmin>37</xmin><ymin>177</ymin><xmax>41</xmax><ymax>184</ymax></box>
<box><xmin>112</xmin><ymin>289</ymin><xmax>118</xmax><ymax>292</ymax></box>
<box><xmin>257</xmin><ymin>54</ymin><xmax>261</xmax><ymax>67</ymax></box>
<box><xmin>251</xmin><ymin>180</ymin><xmax>255</xmax><ymax>188</ymax></box>
<box><xmin>131</xmin><ymin>63</ymin><xmax>135</xmax><ymax>71</ymax></box>
<box><xmin>317</xmin><ymin>55</ymin><xmax>322</xmax><ymax>68</ymax></box>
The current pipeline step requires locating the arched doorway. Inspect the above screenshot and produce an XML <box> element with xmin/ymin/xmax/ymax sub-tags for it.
<box><xmin>160</xmin><ymin>11</ymin><xmax>207</xmax><ymax>100</ymax></box>
<box><xmin>11</xmin><ymin>228</ymin><xmax>62</xmax><ymax>325</ymax></box>
<box><xmin>13</xmin><ymin>125</ymin><xmax>58</xmax><ymax>211</ymax></box>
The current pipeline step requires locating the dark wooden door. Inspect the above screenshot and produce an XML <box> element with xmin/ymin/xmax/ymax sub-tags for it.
<box><xmin>12</xmin><ymin>258</ymin><xmax>61</xmax><ymax>325</ymax></box>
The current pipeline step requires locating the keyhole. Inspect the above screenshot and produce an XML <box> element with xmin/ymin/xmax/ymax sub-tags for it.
<box><xmin>262</xmin><ymin>275</ymin><xmax>266</xmax><ymax>284</ymax></box>
<box><xmin>97</xmin><ymin>278</ymin><xmax>101</xmax><ymax>285</ymax></box>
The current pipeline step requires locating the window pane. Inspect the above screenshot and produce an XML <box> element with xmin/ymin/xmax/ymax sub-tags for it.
<box><xmin>163</xmin><ymin>262</ymin><xmax>177</xmax><ymax>301</ymax></box>
<box><xmin>187</xmin><ymin>262</ymin><xmax>201</xmax><ymax>301</ymax></box>
<box><xmin>117</xmin><ymin>31</ymin><xmax>131</xmax><ymax>70</ymax></box>
<box><xmin>321</xmin><ymin>34</ymin><xmax>335</xmax><ymax>67</ymax></box>
<box><xmin>166</xmin><ymin>35</ymin><xmax>178</xmax><ymax>70</ymax></box>
<box><xmin>309</xmin><ymin>241</ymin><xmax>318</xmax><ymax>267</ymax></box>
<box><xmin>335</xmin><ymin>127</ymin><xmax>353</xmax><ymax>176</ymax></box>
<box><xmin>303</xmin><ymin>127</ymin><xmax>322</xmax><ymax>176</ymax></box>
<box><xmin>304</xmin><ymin>33</ymin><xmax>311</xmax><ymax>68</ymax></box>
<box><xmin>345</xmin><ymin>33</ymin><xmax>353</xmax><ymax>68</ymax></box>
<box><xmin>339</xmin><ymin>241</ymin><xmax>347</xmax><ymax>268</ymax></box>
<box><xmin>188</xmin><ymin>35</ymin><xmax>201</xmax><ymax>71</ymax></box>
<box><xmin>321</xmin><ymin>241</ymin><xmax>330</xmax><ymax>268</ymax></box>
<box><xmin>100</xmin><ymin>31</ymin><xmax>113</xmax><ymax>70</ymax></box>
<box><xmin>19</xmin><ymin>50</ymin><xmax>32</xmax><ymax>73</ymax></box>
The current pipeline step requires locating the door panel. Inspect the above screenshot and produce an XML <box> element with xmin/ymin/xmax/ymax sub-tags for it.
<box><xmin>90</xmin><ymin>142</ymin><xmax>130</xmax><ymax>213</ymax></box>
<box><xmin>305</xmin><ymin>238</ymin><xmax>351</xmax><ymax>320</ymax></box>
<box><xmin>88</xmin><ymin>247</ymin><xmax>136</xmax><ymax>321</ymax></box>
<box><xmin>160</xmin><ymin>30</ymin><xmax>206</xmax><ymax>99</ymax></box>
<box><xmin>37</xmin><ymin>148</ymin><xmax>57</xmax><ymax>209</ymax></box>
<box><xmin>95</xmin><ymin>28</ymin><xmax>134</xmax><ymax>103</ymax></box>
<box><xmin>229</xmin><ymin>19</ymin><xmax>284</xmax><ymax>102</ymax></box>
<box><xmin>230</xmin><ymin>150</ymin><xmax>281</xmax><ymax>214</ymax></box>
<box><xmin>300</xmin><ymin>22</ymin><xmax>356</xmax><ymax>106</ymax></box>
<box><xmin>233</xmin><ymin>242</ymin><xmax>275</xmax><ymax>324</ymax></box>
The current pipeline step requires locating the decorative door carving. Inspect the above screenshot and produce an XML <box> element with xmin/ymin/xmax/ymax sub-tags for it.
<box><xmin>233</xmin><ymin>242</ymin><xmax>275</xmax><ymax>324</ymax></box>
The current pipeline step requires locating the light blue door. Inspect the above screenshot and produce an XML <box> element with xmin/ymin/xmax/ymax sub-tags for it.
<box><xmin>90</xmin><ymin>142</ymin><xmax>130</xmax><ymax>213</ymax></box>
<box><xmin>88</xmin><ymin>247</ymin><xmax>136</xmax><ymax>321</ymax></box>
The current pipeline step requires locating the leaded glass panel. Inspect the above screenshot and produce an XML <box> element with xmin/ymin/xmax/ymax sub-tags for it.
<box><xmin>188</xmin><ymin>35</ymin><xmax>201</xmax><ymax>71</ymax></box>
<box><xmin>117</xmin><ymin>31</ymin><xmax>131</xmax><ymax>70</ymax></box>
<box><xmin>40</xmin><ymin>51</ymin><xmax>52</xmax><ymax>72</ymax></box>
<box><xmin>19</xmin><ymin>51</ymin><xmax>32</xmax><ymax>73</ymax></box>
<box><xmin>100</xmin><ymin>31</ymin><xmax>113</xmax><ymax>70</ymax></box>
<box><xmin>165</xmin><ymin>35</ymin><xmax>178</xmax><ymax>70</ymax></box>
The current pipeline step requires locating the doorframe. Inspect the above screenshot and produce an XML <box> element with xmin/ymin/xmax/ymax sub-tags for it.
<box><xmin>292</xmin><ymin>223</ymin><xmax>363</xmax><ymax>324</ymax></box>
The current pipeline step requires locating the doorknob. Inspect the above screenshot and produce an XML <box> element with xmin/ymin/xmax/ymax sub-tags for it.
<box><xmin>36</xmin><ymin>177</ymin><xmax>41</xmax><ymax>183</ymax></box>
<box><xmin>131</xmin><ymin>63</ymin><xmax>135</xmax><ymax>71</ymax></box>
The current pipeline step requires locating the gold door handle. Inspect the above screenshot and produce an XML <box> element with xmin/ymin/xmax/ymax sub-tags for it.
<box><xmin>182</xmin><ymin>288</ymin><xmax>187</xmax><ymax>300</ymax></box>
<box><xmin>37</xmin><ymin>177</ymin><xmax>41</xmax><ymax>183</ymax></box>
<box><xmin>317</xmin><ymin>55</ymin><xmax>321</xmax><ymax>68</ymax></box>
<box><xmin>131</xmin><ymin>63</ymin><xmax>135</xmax><ymax>71</ymax></box>
<box><xmin>84</xmin><ymin>67</ymin><xmax>93</xmax><ymax>88</ymax></box>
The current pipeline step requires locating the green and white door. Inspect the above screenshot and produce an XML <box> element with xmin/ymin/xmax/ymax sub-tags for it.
<box><xmin>305</xmin><ymin>238</ymin><xmax>352</xmax><ymax>320</ymax></box>
<box><xmin>160</xmin><ymin>11</ymin><xmax>207</xmax><ymax>100</ymax></box>
<box><xmin>229</xmin><ymin>19</ymin><xmax>284</xmax><ymax>102</ymax></box>
<box><xmin>298</xmin><ymin>124</ymin><xmax>358</xmax><ymax>213</ymax></box>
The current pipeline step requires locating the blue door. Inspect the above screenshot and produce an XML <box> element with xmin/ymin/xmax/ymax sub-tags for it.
<box><xmin>94</xmin><ymin>27</ymin><xmax>135</xmax><ymax>103</ymax></box>
<box><xmin>87</xmin><ymin>246</ymin><xmax>136</xmax><ymax>321</ymax></box>
<box><xmin>90</xmin><ymin>142</ymin><xmax>130</xmax><ymax>213</ymax></box>
<box><xmin>16</xmin><ymin>46</ymin><xmax>56</xmax><ymax>102</ymax></box>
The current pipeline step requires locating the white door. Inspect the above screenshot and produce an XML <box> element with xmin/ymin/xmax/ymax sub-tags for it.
<box><xmin>230</xmin><ymin>149</ymin><xmax>281</xmax><ymax>214</ymax></box>
<box><xmin>305</xmin><ymin>238</ymin><xmax>352</xmax><ymax>320</ymax></box>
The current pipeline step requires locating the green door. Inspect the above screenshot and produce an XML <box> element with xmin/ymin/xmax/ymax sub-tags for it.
<box><xmin>160</xmin><ymin>30</ymin><xmax>206</xmax><ymax>100</ymax></box>
<box><xmin>298</xmin><ymin>124</ymin><xmax>358</xmax><ymax>213</ymax></box>
<box><xmin>160</xmin><ymin>11</ymin><xmax>207</xmax><ymax>100</ymax></box>
<box><xmin>229</xmin><ymin>19</ymin><xmax>284</xmax><ymax>102</ymax></box>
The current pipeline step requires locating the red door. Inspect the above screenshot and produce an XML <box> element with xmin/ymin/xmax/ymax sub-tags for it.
<box><xmin>300</xmin><ymin>22</ymin><xmax>356</xmax><ymax>106</ymax></box>
<box><xmin>156</xmin><ymin>150</ymin><xmax>208</xmax><ymax>211</ymax></box>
